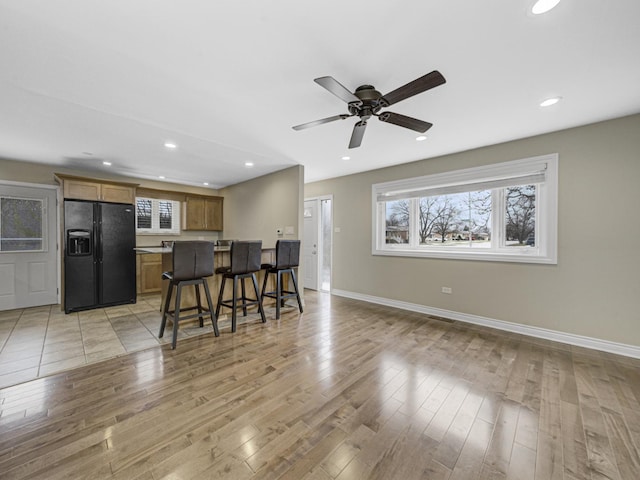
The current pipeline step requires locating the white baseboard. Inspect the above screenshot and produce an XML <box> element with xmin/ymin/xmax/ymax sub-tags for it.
<box><xmin>331</xmin><ymin>289</ymin><xmax>640</xmax><ymax>359</ymax></box>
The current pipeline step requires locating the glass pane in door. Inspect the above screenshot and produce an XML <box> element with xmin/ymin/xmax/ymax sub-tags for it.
<box><xmin>0</xmin><ymin>197</ymin><xmax>44</xmax><ymax>251</ymax></box>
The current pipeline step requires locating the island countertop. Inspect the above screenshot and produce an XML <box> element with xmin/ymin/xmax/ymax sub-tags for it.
<box><xmin>135</xmin><ymin>245</ymin><xmax>238</xmax><ymax>254</ymax></box>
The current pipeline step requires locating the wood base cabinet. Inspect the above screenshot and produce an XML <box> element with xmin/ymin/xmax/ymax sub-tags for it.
<box><xmin>137</xmin><ymin>254</ymin><xmax>163</xmax><ymax>294</ymax></box>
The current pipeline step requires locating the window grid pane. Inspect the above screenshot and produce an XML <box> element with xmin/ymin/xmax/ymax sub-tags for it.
<box><xmin>136</xmin><ymin>199</ymin><xmax>152</xmax><ymax>229</ymax></box>
<box><xmin>385</xmin><ymin>200</ymin><xmax>410</xmax><ymax>244</ymax></box>
<box><xmin>159</xmin><ymin>201</ymin><xmax>173</xmax><ymax>229</ymax></box>
<box><xmin>0</xmin><ymin>197</ymin><xmax>44</xmax><ymax>252</ymax></box>
<box><xmin>505</xmin><ymin>184</ymin><xmax>536</xmax><ymax>247</ymax></box>
<box><xmin>419</xmin><ymin>190</ymin><xmax>492</xmax><ymax>248</ymax></box>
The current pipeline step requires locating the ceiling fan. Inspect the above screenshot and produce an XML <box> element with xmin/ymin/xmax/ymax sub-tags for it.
<box><xmin>293</xmin><ymin>70</ymin><xmax>446</xmax><ymax>149</ymax></box>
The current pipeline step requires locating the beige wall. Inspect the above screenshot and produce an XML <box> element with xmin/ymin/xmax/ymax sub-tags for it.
<box><xmin>305</xmin><ymin>114</ymin><xmax>640</xmax><ymax>347</ymax></box>
<box><xmin>220</xmin><ymin>165</ymin><xmax>305</xmax><ymax>290</ymax></box>
<box><xmin>220</xmin><ymin>165</ymin><xmax>304</xmax><ymax>249</ymax></box>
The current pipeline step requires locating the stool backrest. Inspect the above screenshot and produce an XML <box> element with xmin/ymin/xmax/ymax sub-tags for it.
<box><xmin>229</xmin><ymin>240</ymin><xmax>262</xmax><ymax>274</ymax></box>
<box><xmin>276</xmin><ymin>240</ymin><xmax>301</xmax><ymax>269</ymax></box>
<box><xmin>172</xmin><ymin>241</ymin><xmax>214</xmax><ymax>281</ymax></box>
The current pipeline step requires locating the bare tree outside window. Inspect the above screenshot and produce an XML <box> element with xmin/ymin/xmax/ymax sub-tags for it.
<box><xmin>417</xmin><ymin>196</ymin><xmax>440</xmax><ymax>244</ymax></box>
<box><xmin>385</xmin><ymin>200</ymin><xmax>409</xmax><ymax>244</ymax></box>
<box><xmin>432</xmin><ymin>196</ymin><xmax>460</xmax><ymax>243</ymax></box>
<box><xmin>505</xmin><ymin>185</ymin><xmax>536</xmax><ymax>245</ymax></box>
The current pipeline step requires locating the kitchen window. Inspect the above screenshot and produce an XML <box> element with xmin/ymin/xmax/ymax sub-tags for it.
<box><xmin>136</xmin><ymin>197</ymin><xmax>181</xmax><ymax>235</ymax></box>
<box><xmin>372</xmin><ymin>154</ymin><xmax>558</xmax><ymax>264</ymax></box>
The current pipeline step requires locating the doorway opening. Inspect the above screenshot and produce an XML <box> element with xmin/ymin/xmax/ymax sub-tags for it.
<box><xmin>303</xmin><ymin>196</ymin><xmax>332</xmax><ymax>292</ymax></box>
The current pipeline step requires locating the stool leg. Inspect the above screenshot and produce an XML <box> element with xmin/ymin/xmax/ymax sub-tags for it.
<box><xmin>290</xmin><ymin>269</ymin><xmax>303</xmax><ymax>313</ymax></box>
<box><xmin>232</xmin><ymin>276</ymin><xmax>238</xmax><ymax>333</ymax></box>
<box><xmin>261</xmin><ymin>269</ymin><xmax>269</xmax><ymax>301</ymax></box>
<box><xmin>202</xmin><ymin>280</ymin><xmax>219</xmax><ymax>337</ymax></box>
<box><xmin>172</xmin><ymin>284</ymin><xmax>182</xmax><ymax>349</ymax></box>
<box><xmin>216</xmin><ymin>275</ymin><xmax>226</xmax><ymax>319</ymax></box>
<box><xmin>159</xmin><ymin>281</ymin><xmax>174</xmax><ymax>338</ymax></box>
<box><xmin>251</xmin><ymin>273</ymin><xmax>267</xmax><ymax>323</ymax></box>
<box><xmin>194</xmin><ymin>283</ymin><xmax>204</xmax><ymax>327</ymax></box>
<box><xmin>275</xmin><ymin>270</ymin><xmax>282</xmax><ymax>320</ymax></box>
<box><xmin>241</xmin><ymin>277</ymin><xmax>248</xmax><ymax>316</ymax></box>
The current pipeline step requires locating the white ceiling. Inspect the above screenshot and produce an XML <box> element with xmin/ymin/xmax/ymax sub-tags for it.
<box><xmin>1</xmin><ymin>1</ymin><xmax>639</xmax><ymax>189</ymax></box>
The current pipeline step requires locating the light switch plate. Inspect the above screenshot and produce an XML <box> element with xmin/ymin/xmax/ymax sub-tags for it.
<box><xmin>285</xmin><ymin>226</ymin><xmax>294</xmax><ymax>235</ymax></box>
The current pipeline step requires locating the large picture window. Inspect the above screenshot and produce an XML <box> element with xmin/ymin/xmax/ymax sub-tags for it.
<box><xmin>136</xmin><ymin>197</ymin><xmax>181</xmax><ymax>235</ymax></box>
<box><xmin>372</xmin><ymin>154</ymin><xmax>558</xmax><ymax>263</ymax></box>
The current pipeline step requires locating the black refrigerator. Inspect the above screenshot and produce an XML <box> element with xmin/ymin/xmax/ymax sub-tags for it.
<box><xmin>64</xmin><ymin>200</ymin><xmax>136</xmax><ymax>313</ymax></box>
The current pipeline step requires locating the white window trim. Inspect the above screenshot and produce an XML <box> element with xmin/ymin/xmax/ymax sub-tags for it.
<box><xmin>371</xmin><ymin>154</ymin><xmax>558</xmax><ymax>264</ymax></box>
<box><xmin>136</xmin><ymin>197</ymin><xmax>181</xmax><ymax>235</ymax></box>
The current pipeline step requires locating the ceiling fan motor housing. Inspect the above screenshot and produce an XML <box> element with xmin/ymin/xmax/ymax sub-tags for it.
<box><xmin>349</xmin><ymin>85</ymin><xmax>384</xmax><ymax>119</ymax></box>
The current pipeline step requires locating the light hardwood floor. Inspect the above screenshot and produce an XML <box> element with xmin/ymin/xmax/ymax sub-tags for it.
<box><xmin>1</xmin><ymin>290</ymin><xmax>640</xmax><ymax>479</ymax></box>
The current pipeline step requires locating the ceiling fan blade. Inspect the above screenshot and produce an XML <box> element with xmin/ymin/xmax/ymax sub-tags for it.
<box><xmin>380</xmin><ymin>70</ymin><xmax>446</xmax><ymax>107</ymax></box>
<box><xmin>378</xmin><ymin>112</ymin><xmax>433</xmax><ymax>133</ymax></box>
<box><xmin>314</xmin><ymin>76</ymin><xmax>362</xmax><ymax>105</ymax></box>
<box><xmin>292</xmin><ymin>114</ymin><xmax>351</xmax><ymax>131</ymax></box>
<box><xmin>349</xmin><ymin>121</ymin><xmax>367</xmax><ymax>149</ymax></box>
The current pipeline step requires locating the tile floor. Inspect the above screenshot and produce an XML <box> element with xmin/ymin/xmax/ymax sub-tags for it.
<box><xmin>0</xmin><ymin>294</ymin><xmax>248</xmax><ymax>388</ymax></box>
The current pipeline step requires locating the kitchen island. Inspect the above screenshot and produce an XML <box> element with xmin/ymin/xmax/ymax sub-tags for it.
<box><xmin>136</xmin><ymin>245</ymin><xmax>277</xmax><ymax>317</ymax></box>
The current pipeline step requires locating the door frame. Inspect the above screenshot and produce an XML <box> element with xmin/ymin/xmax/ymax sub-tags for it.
<box><xmin>0</xmin><ymin>179</ymin><xmax>61</xmax><ymax>307</ymax></box>
<box><xmin>304</xmin><ymin>194</ymin><xmax>333</xmax><ymax>292</ymax></box>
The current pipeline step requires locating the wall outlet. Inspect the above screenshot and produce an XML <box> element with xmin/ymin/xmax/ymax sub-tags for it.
<box><xmin>441</xmin><ymin>286</ymin><xmax>452</xmax><ymax>294</ymax></box>
<box><xmin>276</xmin><ymin>227</ymin><xmax>283</xmax><ymax>235</ymax></box>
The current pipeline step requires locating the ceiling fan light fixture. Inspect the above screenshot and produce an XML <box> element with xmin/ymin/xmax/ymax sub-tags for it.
<box><xmin>540</xmin><ymin>96</ymin><xmax>562</xmax><ymax>107</ymax></box>
<box><xmin>416</xmin><ymin>135</ymin><xmax>427</xmax><ymax>141</ymax></box>
<box><xmin>531</xmin><ymin>0</ymin><xmax>561</xmax><ymax>15</ymax></box>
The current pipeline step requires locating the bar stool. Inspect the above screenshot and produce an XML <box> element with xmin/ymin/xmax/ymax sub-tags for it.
<box><xmin>215</xmin><ymin>240</ymin><xmax>266</xmax><ymax>332</ymax></box>
<box><xmin>261</xmin><ymin>239</ymin><xmax>303</xmax><ymax>319</ymax></box>
<box><xmin>159</xmin><ymin>241</ymin><xmax>218</xmax><ymax>349</ymax></box>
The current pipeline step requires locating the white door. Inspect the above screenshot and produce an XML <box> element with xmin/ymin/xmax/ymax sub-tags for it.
<box><xmin>0</xmin><ymin>183</ymin><xmax>58</xmax><ymax>310</ymax></box>
<box><xmin>303</xmin><ymin>199</ymin><xmax>318</xmax><ymax>290</ymax></box>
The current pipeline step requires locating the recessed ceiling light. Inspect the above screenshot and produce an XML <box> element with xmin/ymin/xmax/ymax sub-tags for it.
<box><xmin>203</xmin><ymin>182</ymin><xmax>209</xmax><ymax>186</ymax></box>
<box><xmin>416</xmin><ymin>136</ymin><xmax>427</xmax><ymax>142</ymax></box>
<box><xmin>531</xmin><ymin>0</ymin><xmax>561</xmax><ymax>15</ymax></box>
<box><xmin>540</xmin><ymin>96</ymin><xmax>562</xmax><ymax>107</ymax></box>
<box><xmin>164</xmin><ymin>142</ymin><xmax>177</xmax><ymax>149</ymax></box>
<box><xmin>158</xmin><ymin>175</ymin><xmax>165</xmax><ymax>179</ymax></box>
<box><xmin>102</xmin><ymin>161</ymin><xmax>112</xmax><ymax>166</ymax></box>
<box><xmin>244</xmin><ymin>162</ymin><xmax>254</xmax><ymax>168</ymax></box>
<box><xmin>341</xmin><ymin>156</ymin><xmax>350</xmax><ymax>161</ymax></box>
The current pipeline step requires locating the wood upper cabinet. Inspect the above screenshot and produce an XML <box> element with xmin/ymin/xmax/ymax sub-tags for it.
<box><xmin>56</xmin><ymin>174</ymin><xmax>137</xmax><ymax>204</ymax></box>
<box><xmin>182</xmin><ymin>195</ymin><xmax>223</xmax><ymax>231</ymax></box>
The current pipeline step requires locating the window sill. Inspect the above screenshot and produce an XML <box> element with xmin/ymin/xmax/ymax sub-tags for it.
<box><xmin>372</xmin><ymin>247</ymin><xmax>557</xmax><ymax>265</ymax></box>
